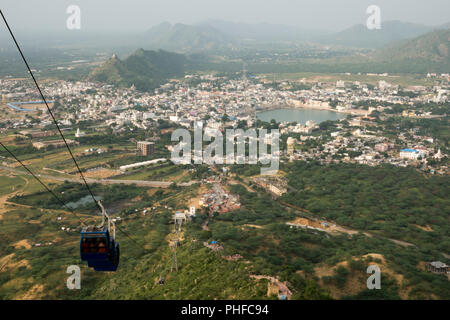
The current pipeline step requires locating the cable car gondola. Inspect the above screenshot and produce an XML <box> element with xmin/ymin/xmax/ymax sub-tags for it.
<box><xmin>80</xmin><ymin>201</ymin><xmax>119</xmax><ymax>272</ymax></box>
<box><xmin>0</xmin><ymin>11</ymin><xmax>129</xmax><ymax>274</ymax></box>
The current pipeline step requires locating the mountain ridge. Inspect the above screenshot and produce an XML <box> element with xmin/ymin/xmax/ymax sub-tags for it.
<box><xmin>372</xmin><ymin>28</ymin><xmax>450</xmax><ymax>61</ymax></box>
<box><xmin>143</xmin><ymin>22</ymin><xmax>233</xmax><ymax>52</ymax></box>
<box><xmin>197</xmin><ymin>20</ymin><xmax>328</xmax><ymax>41</ymax></box>
<box><xmin>317</xmin><ymin>20</ymin><xmax>438</xmax><ymax>48</ymax></box>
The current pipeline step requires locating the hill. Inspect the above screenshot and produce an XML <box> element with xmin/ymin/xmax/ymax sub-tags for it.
<box><xmin>144</xmin><ymin>22</ymin><xmax>233</xmax><ymax>52</ymax></box>
<box><xmin>371</xmin><ymin>28</ymin><xmax>450</xmax><ymax>65</ymax></box>
<box><xmin>0</xmin><ymin>160</ymin><xmax>449</xmax><ymax>300</ymax></box>
<box><xmin>317</xmin><ymin>21</ymin><xmax>434</xmax><ymax>48</ymax></box>
<box><xmin>279</xmin><ymin>28</ymin><xmax>450</xmax><ymax>74</ymax></box>
<box><xmin>87</xmin><ymin>49</ymin><xmax>186</xmax><ymax>91</ymax></box>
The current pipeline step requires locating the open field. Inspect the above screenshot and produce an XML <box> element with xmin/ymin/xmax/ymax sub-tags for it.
<box><xmin>116</xmin><ymin>164</ymin><xmax>189</xmax><ymax>182</ymax></box>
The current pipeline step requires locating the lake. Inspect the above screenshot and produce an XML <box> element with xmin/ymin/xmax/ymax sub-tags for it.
<box><xmin>257</xmin><ymin>108</ymin><xmax>346</xmax><ymax>125</ymax></box>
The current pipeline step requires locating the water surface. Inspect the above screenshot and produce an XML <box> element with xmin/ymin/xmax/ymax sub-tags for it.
<box><xmin>257</xmin><ymin>108</ymin><xmax>345</xmax><ymax>124</ymax></box>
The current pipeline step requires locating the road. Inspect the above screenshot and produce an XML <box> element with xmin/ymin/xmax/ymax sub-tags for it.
<box><xmin>0</xmin><ymin>165</ymin><xmax>197</xmax><ymax>188</ymax></box>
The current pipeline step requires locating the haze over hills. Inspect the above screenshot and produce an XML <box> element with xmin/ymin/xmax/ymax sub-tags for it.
<box><xmin>87</xmin><ymin>49</ymin><xmax>186</xmax><ymax>91</ymax></box>
<box><xmin>372</xmin><ymin>28</ymin><xmax>450</xmax><ymax>62</ymax></box>
<box><xmin>303</xmin><ymin>28</ymin><xmax>450</xmax><ymax>74</ymax></box>
<box><xmin>142</xmin><ymin>20</ymin><xmax>448</xmax><ymax>50</ymax></box>
<box><xmin>3</xmin><ymin>19</ymin><xmax>448</xmax><ymax>60</ymax></box>
<box><xmin>143</xmin><ymin>22</ymin><xmax>234</xmax><ymax>52</ymax></box>
<box><xmin>350</xmin><ymin>29</ymin><xmax>450</xmax><ymax>73</ymax></box>
<box><xmin>317</xmin><ymin>20</ymin><xmax>437</xmax><ymax>48</ymax></box>
<box><xmin>86</xmin><ymin>27</ymin><xmax>450</xmax><ymax>91</ymax></box>
<box><xmin>68</xmin><ymin>19</ymin><xmax>450</xmax><ymax>91</ymax></box>
<box><xmin>198</xmin><ymin>20</ymin><xmax>328</xmax><ymax>41</ymax></box>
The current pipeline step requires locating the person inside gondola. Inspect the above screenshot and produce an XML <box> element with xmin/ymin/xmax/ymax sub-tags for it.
<box><xmin>98</xmin><ymin>239</ymin><xmax>106</xmax><ymax>253</ymax></box>
<box><xmin>81</xmin><ymin>238</ymin><xmax>89</xmax><ymax>253</ymax></box>
<box><xmin>89</xmin><ymin>238</ymin><xmax>97</xmax><ymax>252</ymax></box>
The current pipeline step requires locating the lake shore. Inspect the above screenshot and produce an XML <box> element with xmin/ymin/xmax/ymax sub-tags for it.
<box><xmin>257</xmin><ymin>103</ymin><xmax>367</xmax><ymax>116</ymax></box>
<box><xmin>257</xmin><ymin>106</ymin><xmax>347</xmax><ymax>124</ymax></box>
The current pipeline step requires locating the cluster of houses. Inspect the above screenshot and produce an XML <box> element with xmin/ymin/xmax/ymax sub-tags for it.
<box><xmin>173</xmin><ymin>206</ymin><xmax>197</xmax><ymax>224</ymax></box>
<box><xmin>198</xmin><ymin>183</ymin><xmax>241</xmax><ymax>214</ymax></box>
<box><xmin>252</xmin><ymin>176</ymin><xmax>287</xmax><ymax>197</ymax></box>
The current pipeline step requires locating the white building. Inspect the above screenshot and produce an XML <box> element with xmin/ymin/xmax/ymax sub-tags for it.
<box><xmin>434</xmin><ymin>149</ymin><xmax>444</xmax><ymax>161</ymax></box>
<box><xmin>189</xmin><ymin>206</ymin><xmax>196</xmax><ymax>217</ymax></box>
<box><xmin>286</xmin><ymin>137</ymin><xmax>296</xmax><ymax>155</ymax></box>
<box><xmin>75</xmin><ymin>128</ymin><xmax>85</xmax><ymax>138</ymax></box>
<box><xmin>399</xmin><ymin>148</ymin><xmax>424</xmax><ymax>160</ymax></box>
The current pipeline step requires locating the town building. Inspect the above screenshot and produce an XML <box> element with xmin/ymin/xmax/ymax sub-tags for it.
<box><xmin>75</xmin><ymin>128</ymin><xmax>85</xmax><ymax>138</ymax></box>
<box><xmin>375</xmin><ymin>143</ymin><xmax>390</xmax><ymax>153</ymax></box>
<box><xmin>427</xmin><ymin>261</ymin><xmax>449</xmax><ymax>274</ymax></box>
<box><xmin>399</xmin><ymin>148</ymin><xmax>424</xmax><ymax>160</ymax></box>
<box><xmin>137</xmin><ymin>141</ymin><xmax>155</xmax><ymax>156</ymax></box>
<box><xmin>286</xmin><ymin>137</ymin><xmax>296</xmax><ymax>155</ymax></box>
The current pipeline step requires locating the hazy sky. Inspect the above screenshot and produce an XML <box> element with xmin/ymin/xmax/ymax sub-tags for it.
<box><xmin>1</xmin><ymin>0</ymin><xmax>449</xmax><ymax>33</ymax></box>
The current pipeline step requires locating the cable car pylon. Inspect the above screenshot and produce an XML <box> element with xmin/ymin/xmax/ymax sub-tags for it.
<box><xmin>170</xmin><ymin>214</ymin><xmax>183</xmax><ymax>272</ymax></box>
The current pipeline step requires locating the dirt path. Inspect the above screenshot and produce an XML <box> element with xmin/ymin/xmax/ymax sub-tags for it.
<box><xmin>0</xmin><ymin>173</ymin><xmax>85</xmax><ymax>218</ymax></box>
<box><xmin>1</xmin><ymin>165</ymin><xmax>198</xmax><ymax>188</ymax></box>
<box><xmin>279</xmin><ymin>201</ymin><xmax>415</xmax><ymax>248</ymax></box>
<box><xmin>230</xmin><ymin>179</ymin><xmax>418</xmax><ymax>249</ymax></box>
<box><xmin>0</xmin><ymin>175</ymin><xmax>29</xmax><ymax>220</ymax></box>
<box><xmin>202</xmin><ymin>219</ymin><xmax>210</xmax><ymax>231</ymax></box>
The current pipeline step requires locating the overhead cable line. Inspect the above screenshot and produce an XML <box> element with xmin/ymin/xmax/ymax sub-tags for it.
<box><xmin>0</xmin><ymin>141</ymin><xmax>87</xmax><ymax>226</ymax></box>
<box><xmin>1</xmin><ymin>139</ymin><xmax>145</xmax><ymax>247</ymax></box>
<box><xmin>0</xmin><ymin>9</ymin><xmax>102</xmax><ymax>215</ymax></box>
<box><xmin>1</xmin><ymin>9</ymin><xmax>147</xmax><ymax>251</ymax></box>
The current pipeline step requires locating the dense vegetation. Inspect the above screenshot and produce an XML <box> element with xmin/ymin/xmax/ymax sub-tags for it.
<box><xmin>88</xmin><ymin>49</ymin><xmax>186</xmax><ymax>91</ymax></box>
<box><xmin>280</xmin><ymin>161</ymin><xmax>449</xmax><ymax>252</ymax></box>
<box><xmin>184</xmin><ymin>171</ymin><xmax>450</xmax><ymax>299</ymax></box>
<box><xmin>1</xmin><ymin>160</ymin><xmax>449</xmax><ymax>299</ymax></box>
<box><xmin>10</xmin><ymin>182</ymin><xmax>147</xmax><ymax>214</ymax></box>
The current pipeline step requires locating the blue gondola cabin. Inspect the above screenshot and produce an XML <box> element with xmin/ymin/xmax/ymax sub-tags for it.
<box><xmin>80</xmin><ymin>226</ymin><xmax>119</xmax><ymax>272</ymax></box>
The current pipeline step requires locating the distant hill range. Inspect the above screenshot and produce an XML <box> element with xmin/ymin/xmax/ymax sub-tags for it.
<box><xmin>87</xmin><ymin>49</ymin><xmax>186</xmax><ymax>91</ymax></box>
<box><xmin>316</xmin><ymin>20</ymin><xmax>448</xmax><ymax>48</ymax></box>
<box><xmin>87</xmin><ymin>27</ymin><xmax>450</xmax><ymax>90</ymax></box>
<box><xmin>143</xmin><ymin>22</ymin><xmax>233</xmax><ymax>52</ymax></box>
<box><xmin>372</xmin><ymin>28</ymin><xmax>450</xmax><ymax>62</ymax></box>
<box><xmin>143</xmin><ymin>21</ymin><xmax>327</xmax><ymax>50</ymax></box>
<box><xmin>309</xmin><ymin>28</ymin><xmax>450</xmax><ymax>73</ymax></box>
<box><xmin>141</xmin><ymin>20</ymin><xmax>448</xmax><ymax>51</ymax></box>
<box><xmin>198</xmin><ymin>20</ymin><xmax>327</xmax><ymax>41</ymax></box>
<box><xmin>366</xmin><ymin>28</ymin><xmax>450</xmax><ymax>72</ymax></box>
